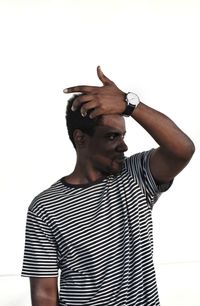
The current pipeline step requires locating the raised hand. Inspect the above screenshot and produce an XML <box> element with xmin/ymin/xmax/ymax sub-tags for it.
<box><xmin>63</xmin><ymin>66</ymin><xmax>126</xmax><ymax>118</ymax></box>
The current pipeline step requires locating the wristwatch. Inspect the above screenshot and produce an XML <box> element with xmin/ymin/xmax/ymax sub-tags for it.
<box><xmin>122</xmin><ymin>92</ymin><xmax>140</xmax><ymax>117</ymax></box>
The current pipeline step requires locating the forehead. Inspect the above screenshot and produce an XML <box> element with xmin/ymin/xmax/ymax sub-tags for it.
<box><xmin>96</xmin><ymin>114</ymin><xmax>126</xmax><ymax>133</ymax></box>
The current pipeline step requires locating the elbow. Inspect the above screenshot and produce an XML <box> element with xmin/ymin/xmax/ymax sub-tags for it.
<box><xmin>169</xmin><ymin>138</ymin><xmax>195</xmax><ymax>164</ymax></box>
<box><xmin>190</xmin><ymin>141</ymin><xmax>196</xmax><ymax>157</ymax></box>
<box><xmin>187</xmin><ymin>139</ymin><xmax>195</xmax><ymax>159</ymax></box>
<box><xmin>180</xmin><ymin>139</ymin><xmax>195</xmax><ymax>162</ymax></box>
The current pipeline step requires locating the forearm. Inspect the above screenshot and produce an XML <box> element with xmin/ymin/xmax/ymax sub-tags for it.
<box><xmin>31</xmin><ymin>293</ymin><xmax>58</xmax><ymax>306</ymax></box>
<box><xmin>132</xmin><ymin>102</ymin><xmax>195</xmax><ymax>160</ymax></box>
<box><xmin>30</xmin><ymin>277</ymin><xmax>59</xmax><ymax>306</ymax></box>
<box><xmin>63</xmin><ymin>67</ymin><xmax>195</xmax><ymax>183</ymax></box>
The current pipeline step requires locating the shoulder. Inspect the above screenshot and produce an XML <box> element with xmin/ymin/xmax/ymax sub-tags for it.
<box><xmin>29</xmin><ymin>179</ymin><xmax>65</xmax><ymax>215</ymax></box>
<box><xmin>124</xmin><ymin>149</ymin><xmax>153</xmax><ymax>174</ymax></box>
<box><xmin>123</xmin><ymin>150</ymin><xmax>161</xmax><ymax>206</ymax></box>
<box><xmin>124</xmin><ymin>149</ymin><xmax>173</xmax><ymax>196</ymax></box>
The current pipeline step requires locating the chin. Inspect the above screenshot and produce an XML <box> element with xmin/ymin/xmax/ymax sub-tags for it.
<box><xmin>107</xmin><ymin>163</ymin><xmax>123</xmax><ymax>176</ymax></box>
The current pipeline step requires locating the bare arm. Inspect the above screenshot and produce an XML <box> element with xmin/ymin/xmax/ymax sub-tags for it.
<box><xmin>131</xmin><ymin>102</ymin><xmax>195</xmax><ymax>184</ymax></box>
<box><xmin>30</xmin><ymin>277</ymin><xmax>58</xmax><ymax>306</ymax></box>
<box><xmin>64</xmin><ymin>66</ymin><xmax>195</xmax><ymax>183</ymax></box>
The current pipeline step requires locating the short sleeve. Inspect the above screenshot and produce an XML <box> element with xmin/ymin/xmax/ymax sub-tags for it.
<box><xmin>21</xmin><ymin>208</ymin><xmax>59</xmax><ymax>277</ymax></box>
<box><xmin>125</xmin><ymin>149</ymin><xmax>173</xmax><ymax>208</ymax></box>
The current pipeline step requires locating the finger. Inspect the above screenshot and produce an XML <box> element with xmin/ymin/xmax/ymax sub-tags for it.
<box><xmin>80</xmin><ymin>100</ymin><xmax>98</xmax><ymax>117</ymax></box>
<box><xmin>63</xmin><ymin>85</ymin><xmax>98</xmax><ymax>94</ymax></box>
<box><xmin>89</xmin><ymin>107</ymin><xmax>104</xmax><ymax>119</ymax></box>
<box><xmin>97</xmin><ymin>66</ymin><xmax>114</xmax><ymax>86</ymax></box>
<box><xmin>71</xmin><ymin>94</ymin><xmax>94</xmax><ymax>111</ymax></box>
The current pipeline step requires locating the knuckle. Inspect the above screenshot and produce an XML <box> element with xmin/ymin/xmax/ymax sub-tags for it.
<box><xmin>101</xmin><ymin>104</ymin><xmax>106</xmax><ymax>111</ymax></box>
<box><xmin>95</xmin><ymin>93</ymin><xmax>100</xmax><ymax>100</ymax></box>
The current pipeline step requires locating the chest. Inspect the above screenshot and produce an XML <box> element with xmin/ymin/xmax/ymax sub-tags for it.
<box><xmin>50</xmin><ymin>181</ymin><xmax>151</xmax><ymax>256</ymax></box>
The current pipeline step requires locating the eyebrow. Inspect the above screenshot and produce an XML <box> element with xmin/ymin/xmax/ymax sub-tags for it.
<box><xmin>103</xmin><ymin>130</ymin><xmax>127</xmax><ymax>138</ymax></box>
<box><xmin>95</xmin><ymin>125</ymin><xmax>126</xmax><ymax>135</ymax></box>
<box><xmin>105</xmin><ymin>130</ymin><xmax>126</xmax><ymax>135</ymax></box>
<box><xmin>96</xmin><ymin>124</ymin><xmax>126</xmax><ymax>133</ymax></box>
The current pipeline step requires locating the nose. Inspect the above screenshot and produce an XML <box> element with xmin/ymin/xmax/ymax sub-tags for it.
<box><xmin>116</xmin><ymin>138</ymin><xmax>128</xmax><ymax>153</ymax></box>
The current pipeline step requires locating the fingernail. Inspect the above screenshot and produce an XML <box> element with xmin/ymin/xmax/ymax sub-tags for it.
<box><xmin>82</xmin><ymin>111</ymin><xmax>87</xmax><ymax>117</ymax></box>
<box><xmin>71</xmin><ymin>105</ymin><xmax>76</xmax><ymax>111</ymax></box>
<box><xmin>63</xmin><ymin>88</ymin><xmax>68</xmax><ymax>93</ymax></box>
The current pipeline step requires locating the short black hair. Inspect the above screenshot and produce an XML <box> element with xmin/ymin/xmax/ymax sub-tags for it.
<box><xmin>66</xmin><ymin>94</ymin><xmax>100</xmax><ymax>148</ymax></box>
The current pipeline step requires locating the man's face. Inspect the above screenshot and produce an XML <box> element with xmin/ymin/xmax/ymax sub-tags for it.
<box><xmin>87</xmin><ymin>115</ymin><xmax>128</xmax><ymax>176</ymax></box>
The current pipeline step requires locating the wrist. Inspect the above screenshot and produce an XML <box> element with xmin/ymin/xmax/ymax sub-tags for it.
<box><xmin>122</xmin><ymin>92</ymin><xmax>140</xmax><ymax>117</ymax></box>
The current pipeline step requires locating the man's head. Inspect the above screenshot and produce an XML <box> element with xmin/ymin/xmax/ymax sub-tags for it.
<box><xmin>66</xmin><ymin>94</ymin><xmax>100</xmax><ymax>148</ymax></box>
<box><xmin>66</xmin><ymin>94</ymin><xmax>128</xmax><ymax>175</ymax></box>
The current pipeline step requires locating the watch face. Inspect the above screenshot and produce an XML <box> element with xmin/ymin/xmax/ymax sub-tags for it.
<box><xmin>123</xmin><ymin>92</ymin><xmax>140</xmax><ymax>116</ymax></box>
<box><xmin>127</xmin><ymin>92</ymin><xmax>139</xmax><ymax>105</ymax></box>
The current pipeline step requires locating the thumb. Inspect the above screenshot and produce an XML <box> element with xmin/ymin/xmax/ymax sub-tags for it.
<box><xmin>97</xmin><ymin>66</ymin><xmax>114</xmax><ymax>85</ymax></box>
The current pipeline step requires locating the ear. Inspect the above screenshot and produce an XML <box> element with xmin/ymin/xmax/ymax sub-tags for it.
<box><xmin>73</xmin><ymin>129</ymin><xmax>88</xmax><ymax>148</ymax></box>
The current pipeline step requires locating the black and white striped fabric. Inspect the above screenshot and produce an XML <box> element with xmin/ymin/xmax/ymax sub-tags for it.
<box><xmin>22</xmin><ymin>150</ymin><xmax>171</xmax><ymax>306</ymax></box>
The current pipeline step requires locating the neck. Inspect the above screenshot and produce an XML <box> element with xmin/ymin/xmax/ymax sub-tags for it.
<box><xmin>64</xmin><ymin>157</ymin><xmax>106</xmax><ymax>186</ymax></box>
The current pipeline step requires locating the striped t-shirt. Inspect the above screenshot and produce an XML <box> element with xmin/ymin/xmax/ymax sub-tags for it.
<box><xmin>22</xmin><ymin>150</ymin><xmax>171</xmax><ymax>306</ymax></box>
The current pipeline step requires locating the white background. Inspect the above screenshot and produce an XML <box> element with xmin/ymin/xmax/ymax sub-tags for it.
<box><xmin>0</xmin><ymin>0</ymin><xmax>199</xmax><ymax>305</ymax></box>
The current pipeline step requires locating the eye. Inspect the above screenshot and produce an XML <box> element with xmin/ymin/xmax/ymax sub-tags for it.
<box><xmin>106</xmin><ymin>133</ymin><xmax>118</xmax><ymax>141</ymax></box>
<box><xmin>107</xmin><ymin>134</ymin><xmax>117</xmax><ymax>140</ymax></box>
<box><xmin>106</xmin><ymin>133</ymin><xmax>124</xmax><ymax>141</ymax></box>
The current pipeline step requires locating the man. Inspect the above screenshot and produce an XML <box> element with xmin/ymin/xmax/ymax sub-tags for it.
<box><xmin>22</xmin><ymin>66</ymin><xmax>195</xmax><ymax>306</ymax></box>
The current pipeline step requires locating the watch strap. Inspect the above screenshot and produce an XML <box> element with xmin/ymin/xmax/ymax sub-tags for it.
<box><xmin>122</xmin><ymin>104</ymin><xmax>136</xmax><ymax>116</ymax></box>
<box><xmin>122</xmin><ymin>92</ymin><xmax>140</xmax><ymax>117</ymax></box>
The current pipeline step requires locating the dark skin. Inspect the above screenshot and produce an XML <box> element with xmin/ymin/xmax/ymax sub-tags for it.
<box><xmin>30</xmin><ymin>66</ymin><xmax>195</xmax><ymax>306</ymax></box>
<box><xmin>30</xmin><ymin>277</ymin><xmax>58</xmax><ymax>306</ymax></box>
<box><xmin>65</xmin><ymin>115</ymin><xmax>128</xmax><ymax>185</ymax></box>
<box><xmin>30</xmin><ymin>116</ymin><xmax>128</xmax><ymax>306</ymax></box>
<box><xmin>63</xmin><ymin>66</ymin><xmax>195</xmax><ymax>184</ymax></box>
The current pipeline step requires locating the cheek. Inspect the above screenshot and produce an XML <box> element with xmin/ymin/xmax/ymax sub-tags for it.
<box><xmin>95</xmin><ymin>149</ymin><xmax>114</xmax><ymax>158</ymax></box>
<box><xmin>91</xmin><ymin>143</ymin><xmax>113</xmax><ymax>155</ymax></box>
<box><xmin>90</xmin><ymin>148</ymin><xmax>114</xmax><ymax>165</ymax></box>
<box><xmin>89</xmin><ymin>138</ymin><xmax>117</xmax><ymax>159</ymax></box>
